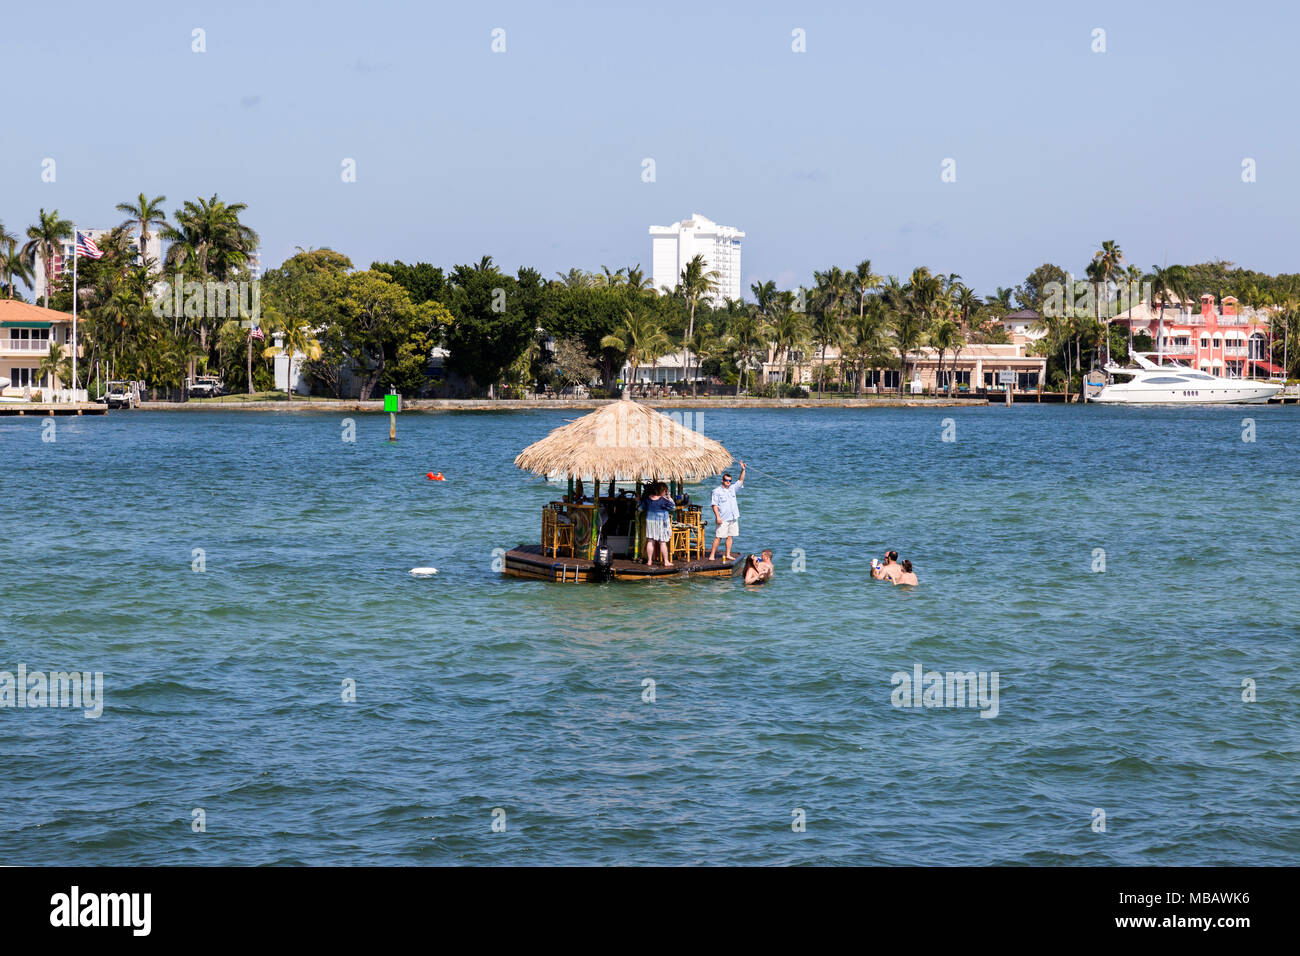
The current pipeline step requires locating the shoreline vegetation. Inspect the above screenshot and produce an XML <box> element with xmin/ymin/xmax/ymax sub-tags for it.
<box><xmin>4</xmin><ymin>198</ymin><xmax>1300</xmax><ymax>403</ymax></box>
<box><xmin>135</xmin><ymin>394</ymin><xmax>987</xmax><ymax>411</ymax></box>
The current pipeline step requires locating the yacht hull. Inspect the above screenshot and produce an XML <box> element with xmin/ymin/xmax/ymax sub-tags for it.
<box><xmin>1092</xmin><ymin>384</ymin><xmax>1280</xmax><ymax>404</ymax></box>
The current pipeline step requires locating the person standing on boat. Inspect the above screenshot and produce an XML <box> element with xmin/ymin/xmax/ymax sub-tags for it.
<box><xmin>641</xmin><ymin>482</ymin><xmax>675</xmax><ymax>567</ymax></box>
<box><xmin>708</xmin><ymin>461</ymin><xmax>746</xmax><ymax>562</ymax></box>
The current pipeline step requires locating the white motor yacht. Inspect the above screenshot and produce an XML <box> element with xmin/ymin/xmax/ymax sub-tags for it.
<box><xmin>1091</xmin><ymin>353</ymin><xmax>1282</xmax><ymax>404</ymax></box>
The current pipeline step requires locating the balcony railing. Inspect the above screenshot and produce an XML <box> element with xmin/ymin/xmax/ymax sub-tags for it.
<box><xmin>1</xmin><ymin>338</ymin><xmax>53</xmax><ymax>352</ymax></box>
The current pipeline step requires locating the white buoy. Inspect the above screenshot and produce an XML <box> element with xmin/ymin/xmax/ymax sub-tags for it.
<box><xmin>409</xmin><ymin>567</ymin><xmax>438</xmax><ymax>577</ymax></box>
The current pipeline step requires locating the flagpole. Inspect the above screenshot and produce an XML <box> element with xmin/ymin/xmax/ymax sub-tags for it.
<box><xmin>71</xmin><ymin>225</ymin><xmax>78</xmax><ymax>403</ymax></box>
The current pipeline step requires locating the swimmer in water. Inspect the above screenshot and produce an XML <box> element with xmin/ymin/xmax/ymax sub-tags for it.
<box><xmin>871</xmin><ymin>550</ymin><xmax>901</xmax><ymax>582</ymax></box>
<box><xmin>894</xmin><ymin>559</ymin><xmax>918</xmax><ymax>586</ymax></box>
<box><xmin>743</xmin><ymin>549</ymin><xmax>775</xmax><ymax>585</ymax></box>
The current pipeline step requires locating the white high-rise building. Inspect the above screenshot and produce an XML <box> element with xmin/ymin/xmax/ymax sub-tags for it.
<box><xmin>649</xmin><ymin>213</ymin><xmax>744</xmax><ymax>304</ymax></box>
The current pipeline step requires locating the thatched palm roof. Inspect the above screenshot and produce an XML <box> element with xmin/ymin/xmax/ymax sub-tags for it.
<box><xmin>514</xmin><ymin>399</ymin><xmax>733</xmax><ymax>482</ymax></box>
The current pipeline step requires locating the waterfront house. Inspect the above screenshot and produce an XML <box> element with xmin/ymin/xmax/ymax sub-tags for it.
<box><xmin>996</xmin><ymin>309</ymin><xmax>1047</xmax><ymax>345</ymax></box>
<box><xmin>0</xmin><ymin>299</ymin><xmax>79</xmax><ymax>399</ymax></box>
<box><xmin>617</xmin><ymin>351</ymin><xmax>693</xmax><ymax>386</ymax></box>
<box><xmin>1111</xmin><ymin>294</ymin><xmax>1278</xmax><ymax>378</ymax></box>
<box><xmin>765</xmin><ymin>341</ymin><xmax>1047</xmax><ymax>393</ymax></box>
<box><xmin>905</xmin><ymin>342</ymin><xmax>1048</xmax><ymax>392</ymax></box>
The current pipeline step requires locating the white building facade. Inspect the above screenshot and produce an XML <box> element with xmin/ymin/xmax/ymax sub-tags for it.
<box><xmin>649</xmin><ymin>213</ymin><xmax>743</xmax><ymax>304</ymax></box>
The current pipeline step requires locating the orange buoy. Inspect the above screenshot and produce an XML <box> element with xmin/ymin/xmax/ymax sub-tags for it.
<box><xmin>426</xmin><ymin>472</ymin><xmax>445</xmax><ymax>481</ymax></box>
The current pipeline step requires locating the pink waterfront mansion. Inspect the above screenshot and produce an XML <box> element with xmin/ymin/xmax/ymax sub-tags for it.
<box><xmin>1113</xmin><ymin>293</ymin><xmax>1283</xmax><ymax>378</ymax></box>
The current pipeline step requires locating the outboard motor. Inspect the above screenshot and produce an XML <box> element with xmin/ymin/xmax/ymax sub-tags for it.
<box><xmin>594</xmin><ymin>545</ymin><xmax>615</xmax><ymax>583</ymax></box>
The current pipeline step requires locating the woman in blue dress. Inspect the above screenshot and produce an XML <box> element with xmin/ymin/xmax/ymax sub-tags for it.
<box><xmin>640</xmin><ymin>482</ymin><xmax>675</xmax><ymax>567</ymax></box>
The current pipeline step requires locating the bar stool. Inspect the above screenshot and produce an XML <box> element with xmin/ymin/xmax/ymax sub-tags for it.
<box><xmin>670</xmin><ymin>523</ymin><xmax>692</xmax><ymax>562</ymax></box>
<box><xmin>677</xmin><ymin>507</ymin><xmax>705</xmax><ymax>559</ymax></box>
<box><xmin>542</xmin><ymin>505</ymin><xmax>574</xmax><ymax>557</ymax></box>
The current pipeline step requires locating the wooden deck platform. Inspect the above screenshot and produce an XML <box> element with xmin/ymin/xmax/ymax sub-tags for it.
<box><xmin>0</xmin><ymin>403</ymin><xmax>108</xmax><ymax>416</ymax></box>
<box><xmin>503</xmin><ymin>544</ymin><xmax>740</xmax><ymax>582</ymax></box>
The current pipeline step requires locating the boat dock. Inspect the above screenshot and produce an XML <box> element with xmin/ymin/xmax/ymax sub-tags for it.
<box><xmin>0</xmin><ymin>403</ymin><xmax>108</xmax><ymax>416</ymax></box>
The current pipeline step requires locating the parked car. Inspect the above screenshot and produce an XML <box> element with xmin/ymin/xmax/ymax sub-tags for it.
<box><xmin>187</xmin><ymin>375</ymin><xmax>225</xmax><ymax>398</ymax></box>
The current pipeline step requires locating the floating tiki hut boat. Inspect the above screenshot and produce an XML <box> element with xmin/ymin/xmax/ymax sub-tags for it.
<box><xmin>505</xmin><ymin>398</ymin><xmax>740</xmax><ymax>582</ymax></box>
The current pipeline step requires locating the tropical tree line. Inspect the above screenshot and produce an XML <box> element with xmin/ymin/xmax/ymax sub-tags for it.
<box><xmin>3</xmin><ymin>205</ymin><xmax>1297</xmax><ymax>398</ymax></box>
<box><xmin>367</xmin><ymin>257</ymin><xmax>1021</xmax><ymax>399</ymax></box>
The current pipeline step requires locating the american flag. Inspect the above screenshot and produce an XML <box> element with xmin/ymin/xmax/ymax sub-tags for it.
<box><xmin>75</xmin><ymin>231</ymin><xmax>103</xmax><ymax>259</ymax></box>
<box><xmin>249</xmin><ymin>325</ymin><xmax>265</xmax><ymax>341</ymax></box>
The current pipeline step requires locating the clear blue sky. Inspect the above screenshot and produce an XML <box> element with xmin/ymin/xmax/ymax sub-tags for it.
<box><xmin>3</xmin><ymin>0</ymin><xmax>1296</xmax><ymax>296</ymax></box>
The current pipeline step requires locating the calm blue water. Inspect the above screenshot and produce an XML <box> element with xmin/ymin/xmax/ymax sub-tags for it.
<box><xmin>2</xmin><ymin>405</ymin><xmax>1297</xmax><ymax>865</ymax></box>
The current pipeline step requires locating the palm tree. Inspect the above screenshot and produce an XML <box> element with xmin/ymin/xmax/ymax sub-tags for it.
<box><xmin>677</xmin><ymin>254</ymin><xmax>719</xmax><ymax>395</ymax></box>
<box><xmin>1146</xmin><ymin>264</ymin><xmax>1191</xmax><ymax>322</ymax></box>
<box><xmin>686</xmin><ymin>320</ymin><xmax>722</xmax><ymax>392</ymax></box>
<box><xmin>895</xmin><ymin>268</ymin><xmax>941</xmax><ymax>393</ymax></box>
<box><xmin>723</xmin><ymin>311</ymin><xmax>768</xmax><ymax>396</ymax></box>
<box><xmin>1277</xmin><ymin>297</ymin><xmax>1299</xmax><ymax>379</ymax></box>
<box><xmin>554</xmin><ymin>268</ymin><xmax>593</xmax><ymax>289</ymax></box>
<box><xmin>845</xmin><ymin>295</ymin><xmax>889</xmax><ymax>393</ymax></box>
<box><xmin>222</xmin><ymin>281</ymin><xmax>269</xmax><ymax>396</ymax></box>
<box><xmin>599</xmin><ymin>265</ymin><xmax>626</xmax><ymax>288</ymax></box>
<box><xmin>623</xmin><ymin>265</ymin><xmax>654</xmax><ymax>292</ymax></box>
<box><xmin>162</xmin><ymin>195</ymin><xmax>259</xmax><ymax>377</ymax></box>
<box><xmin>769</xmin><ymin>299</ymin><xmax>809</xmax><ymax>388</ymax></box>
<box><xmin>747</xmin><ymin>281</ymin><xmax>779</xmax><ymax>385</ymax></box>
<box><xmin>600</xmin><ymin>308</ymin><xmax>670</xmax><ymax>387</ymax></box>
<box><xmin>810</xmin><ymin>303</ymin><xmax>835</xmax><ymax>395</ymax></box>
<box><xmin>1116</xmin><ymin>263</ymin><xmax>1144</xmax><ymax>355</ymax></box>
<box><xmin>162</xmin><ymin>194</ymin><xmax>257</xmax><ymax>280</ymax></box>
<box><xmin>954</xmin><ymin>284</ymin><xmax>979</xmax><ymax>330</ymax></box>
<box><xmin>34</xmin><ymin>338</ymin><xmax>72</xmax><ymax>392</ymax></box>
<box><xmin>750</xmin><ymin>279</ymin><xmax>778</xmax><ymax>317</ymax></box>
<box><xmin>20</xmin><ymin>209</ymin><xmax>73</xmax><ymax>308</ymax></box>
<box><xmin>812</xmin><ymin>266</ymin><xmax>850</xmax><ymax>397</ymax></box>
<box><xmin>928</xmin><ymin>314</ymin><xmax>965</xmax><ymax>396</ymax></box>
<box><xmin>1091</xmin><ymin>240</ymin><xmax>1124</xmax><ymax>364</ymax></box>
<box><xmin>115</xmin><ymin>193</ymin><xmax>168</xmax><ymax>270</ymax></box>
<box><xmin>262</xmin><ymin>313</ymin><xmax>322</xmax><ymax>401</ymax></box>
<box><xmin>851</xmin><ymin>259</ymin><xmax>881</xmax><ymax>323</ymax></box>
<box><xmin>1029</xmin><ymin>307</ymin><xmax>1075</xmax><ymax>401</ymax></box>
<box><xmin>985</xmin><ymin>287</ymin><xmax>1014</xmax><ymax>313</ymax></box>
<box><xmin>0</xmin><ymin>223</ymin><xmax>33</xmax><ymax>299</ymax></box>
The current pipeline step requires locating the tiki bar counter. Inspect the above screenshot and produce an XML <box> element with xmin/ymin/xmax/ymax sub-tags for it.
<box><xmin>504</xmin><ymin>399</ymin><xmax>740</xmax><ymax>583</ymax></box>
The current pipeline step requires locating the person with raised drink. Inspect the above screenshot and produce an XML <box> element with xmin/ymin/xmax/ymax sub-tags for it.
<box><xmin>871</xmin><ymin>550</ymin><xmax>902</xmax><ymax>583</ymax></box>
<box><xmin>708</xmin><ymin>461</ymin><xmax>746</xmax><ymax>562</ymax></box>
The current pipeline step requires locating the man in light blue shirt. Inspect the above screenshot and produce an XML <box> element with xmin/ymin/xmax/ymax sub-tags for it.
<box><xmin>708</xmin><ymin>461</ymin><xmax>746</xmax><ymax>562</ymax></box>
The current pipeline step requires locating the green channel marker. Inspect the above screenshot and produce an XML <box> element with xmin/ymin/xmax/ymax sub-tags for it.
<box><xmin>385</xmin><ymin>392</ymin><xmax>400</xmax><ymax>441</ymax></box>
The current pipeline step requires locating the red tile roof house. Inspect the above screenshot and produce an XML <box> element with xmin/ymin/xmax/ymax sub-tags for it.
<box><xmin>1112</xmin><ymin>293</ymin><xmax>1278</xmax><ymax>378</ymax></box>
<box><xmin>0</xmin><ymin>299</ymin><xmax>83</xmax><ymax>401</ymax></box>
